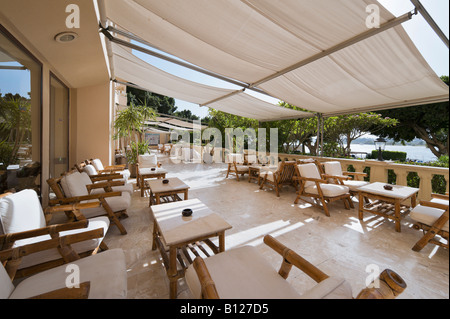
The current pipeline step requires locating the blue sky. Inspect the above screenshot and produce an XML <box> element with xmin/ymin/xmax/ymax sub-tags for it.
<box><xmin>1</xmin><ymin>0</ymin><xmax>448</xmax><ymax>118</ymax></box>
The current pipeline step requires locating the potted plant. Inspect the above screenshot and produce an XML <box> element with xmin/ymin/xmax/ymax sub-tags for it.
<box><xmin>113</xmin><ymin>100</ymin><xmax>156</xmax><ymax>177</ymax></box>
<box><xmin>126</xmin><ymin>141</ymin><xmax>150</xmax><ymax>177</ymax></box>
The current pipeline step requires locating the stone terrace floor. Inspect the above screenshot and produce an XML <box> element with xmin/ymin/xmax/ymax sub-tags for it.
<box><xmin>103</xmin><ymin>153</ymin><xmax>449</xmax><ymax>299</ymax></box>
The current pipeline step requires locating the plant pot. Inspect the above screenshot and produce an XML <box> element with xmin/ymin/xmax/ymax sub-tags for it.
<box><xmin>128</xmin><ymin>163</ymin><xmax>137</xmax><ymax>178</ymax></box>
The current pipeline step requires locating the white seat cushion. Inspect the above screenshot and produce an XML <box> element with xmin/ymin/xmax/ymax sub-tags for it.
<box><xmin>60</xmin><ymin>171</ymin><xmax>90</xmax><ymax>197</ymax></box>
<box><xmin>83</xmin><ymin>164</ymin><xmax>98</xmax><ymax>176</ymax></box>
<box><xmin>186</xmin><ymin>245</ymin><xmax>302</xmax><ymax>299</ymax></box>
<box><xmin>227</xmin><ymin>153</ymin><xmax>245</xmax><ymax>164</ymax></box>
<box><xmin>430</xmin><ymin>197</ymin><xmax>449</xmax><ymax>206</ymax></box>
<box><xmin>80</xmin><ymin>192</ymin><xmax>131</xmax><ymax>219</ymax></box>
<box><xmin>299</xmin><ymin>276</ymin><xmax>353</xmax><ymax>299</ymax></box>
<box><xmin>90</xmin><ymin>183</ymin><xmax>133</xmax><ymax>195</ymax></box>
<box><xmin>410</xmin><ymin>205</ymin><xmax>449</xmax><ymax>232</ymax></box>
<box><xmin>0</xmin><ymin>262</ymin><xmax>15</xmax><ymax>299</ymax></box>
<box><xmin>260</xmin><ymin>171</ymin><xmax>275</xmax><ymax>182</ymax></box>
<box><xmin>304</xmin><ymin>184</ymin><xmax>350</xmax><ymax>197</ymax></box>
<box><xmin>9</xmin><ymin>249</ymin><xmax>127</xmax><ymax>299</ymax></box>
<box><xmin>235</xmin><ymin>165</ymin><xmax>249</xmax><ymax>172</ymax></box>
<box><xmin>324</xmin><ymin>161</ymin><xmax>343</xmax><ymax>176</ymax></box>
<box><xmin>91</xmin><ymin>159</ymin><xmax>105</xmax><ymax>171</ymax></box>
<box><xmin>0</xmin><ymin>189</ymin><xmax>45</xmax><ymax>237</ymax></box>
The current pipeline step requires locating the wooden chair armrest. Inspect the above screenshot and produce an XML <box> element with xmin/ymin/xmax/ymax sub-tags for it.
<box><xmin>193</xmin><ymin>257</ymin><xmax>220</xmax><ymax>299</ymax></box>
<box><xmin>322</xmin><ymin>174</ymin><xmax>350</xmax><ymax>181</ymax></box>
<box><xmin>89</xmin><ymin>173</ymin><xmax>123</xmax><ymax>182</ymax></box>
<box><xmin>293</xmin><ymin>176</ymin><xmax>327</xmax><ymax>184</ymax></box>
<box><xmin>30</xmin><ymin>282</ymin><xmax>90</xmax><ymax>299</ymax></box>
<box><xmin>343</xmin><ymin>171</ymin><xmax>367</xmax><ymax>177</ymax></box>
<box><xmin>44</xmin><ymin>202</ymin><xmax>101</xmax><ymax>223</ymax></box>
<box><xmin>49</xmin><ymin>191</ymin><xmax>122</xmax><ymax>206</ymax></box>
<box><xmin>104</xmin><ymin>164</ymin><xmax>126</xmax><ymax>170</ymax></box>
<box><xmin>86</xmin><ymin>180</ymin><xmax>125</xmax><ymax>191</ymax></box>
<box><xmin>0</xmin><ymin>224</ymin><xmax>104</xmax><ymax>280</ymax></box>
<box><xmin>431</xmin><ymin>193</ymin><xmax>449</xmax><ymax>201</ymax></box>
<box><xmin>263</xmin><ymin>235</ymin><xmax>329</xmax><ymax>283</ymax></box>
<box><xmin>0</xmin><ymin>220</ymin><xmax>90</xmax><ymax>247</ymax></box>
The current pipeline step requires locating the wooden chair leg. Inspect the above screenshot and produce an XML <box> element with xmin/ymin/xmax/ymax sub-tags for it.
<box><xmin>412</xmin><ymin>210</ymin><xmax>449</xmax><ymax>252</ymax></box>
<box><xmin>321</xmin><ymin>198</ymin><xmax>330</xmax><ymax>217</ymax></box>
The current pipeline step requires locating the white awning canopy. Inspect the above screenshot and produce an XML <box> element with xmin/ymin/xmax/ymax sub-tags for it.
<box><xmin>99</xmin><ymin>0</ymin><xmax>448</xmax><ymax>120</ymax></box>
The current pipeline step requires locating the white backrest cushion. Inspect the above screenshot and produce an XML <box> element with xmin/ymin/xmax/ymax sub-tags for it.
<box><xmin>0</xmin><ymin>263</ymin><xmax>15</xmax><ymax>299</ymax></box>
<box><xmin>139</xmin><ymin>154</ymin><xmax>157</xmax><ymax>167</ymax></box>
<box><xmin>0</xmin><ymin>189</ymin><xmax>45</xmax><ymax>235</ymax></box>
<box><xmin>324</xmin><ymin>162</ymin><xmax>343</xmax><ymax>176</ymax></box>
<box><xmin>60</xmin><ymin>171</ymin><xmax>89</xmax><ymax>197</ymax></box>
<box><xmin>83</xmin><ymin>164</ymin><xmax>98</xmax><ymax>176</ymax></box>
<box><xmin>246</xmin><ymin>154</ymin><xmax>257</xmax><ymax>164</ymax></box>
<box><xmin>91</xmin><ymin>159</ymin><xmax>104</xmax><ymax>171</ymax></box>
<box><xmin>298</xmin><ymin>163</ymin><xmax>321</xmax><ymax>188</ymax></box>
<box><xmin>227</xmin><ymin>153</ymin><xmax>244</xmax><ymax>164</ymax></box>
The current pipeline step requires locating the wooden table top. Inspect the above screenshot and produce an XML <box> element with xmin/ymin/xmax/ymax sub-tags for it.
<box><xmin>147</xmin><ymin>177</ymin><xmax>189</xmax><ymax>193</ymax></box>
<box><xmin>139</xmin><ymin>167</ymin><xmax>168</xmax><ymax>175</ymax></box>
<box><xmin>150</xmin><ymin>198</ymin><xmax>232</xmax><ymax>246</ymax></box>
<box><xmin>358</xmin><ymin>182</ymin><xmax>419</xmax><ymax>199</ymax></box>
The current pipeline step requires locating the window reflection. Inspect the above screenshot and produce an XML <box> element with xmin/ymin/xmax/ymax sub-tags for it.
<box><xmin>0</xmin><ymin>26</ymin><xmax>42</xmax><ymax>195</ymax></box>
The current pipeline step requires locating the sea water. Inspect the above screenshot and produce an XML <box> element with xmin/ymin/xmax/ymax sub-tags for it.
<box><xmin>349</xmin><ymin>144</ymin><xmax>438</xmax><ymax>162</ymax></box>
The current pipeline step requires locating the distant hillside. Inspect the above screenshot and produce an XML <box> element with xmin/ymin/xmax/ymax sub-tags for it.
<box><xmin>351</xmin><ymin>137</ymin><xmax>426</xmax><ymax>146</ymax></box>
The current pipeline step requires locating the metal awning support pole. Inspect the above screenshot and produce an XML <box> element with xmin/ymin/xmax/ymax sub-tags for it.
<box><xmin>316</xmin><ymin>113</ymin><xmax>320</xmax><ymax>156</ymax></box>
<box><xmin>411</xmin><ymin>0</ymin><xmax>449</xmax><ymax>48</ymax></box>
<box><xmin>320</xmin><ymin>113</ymin><xmax>324</xmax><ymax>157</ymax></box>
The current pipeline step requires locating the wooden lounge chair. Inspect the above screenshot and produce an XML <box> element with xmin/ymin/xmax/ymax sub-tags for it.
<box><xmin>47</xmin><ymin>170</ymin><xmax>131</xmax><ymax>235</ymax></box>
<box><xmin>185</xmin><ymin>235</ymin><xmax>406</xmax><ymax>299</ymax></box>
<box><xmin>0</xmin><ymin>190</ymin><xmax>109</xmax><ymax>279</ymax></box>
<box><xmin>320</xmin><ymin>161</ymin><xmax>369</xmax><ymax>197</ymax></box>
<box><xmin>294</xmin><ymin>161</ymin><xmax>353</xmax><ymax>216</ymax></box>
<box><xmin>410</xmin><ymin>193</ymin><xmax>449</xmax><ymax>252</ymax></box>
<box><xmin>225</xmin><ymin>153</ymin><xmax>249</xmax><ymax>181</ymax></box>
<box><xmin>1</xmin><ymin>229</ymin><xmax>127</xmax><ymax>298</ymax></box>
<box><xmin>89</xmin><ymin>158</ymin><xmax>126</xmax><ymax>173</ymax></box>
<box><xmin>259</xmin><ymin>161</ymin><xmax>298</xmax><ymax>197</ymax></box>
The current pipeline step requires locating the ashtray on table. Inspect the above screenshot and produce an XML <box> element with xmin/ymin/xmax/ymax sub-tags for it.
<box><xmin>162</xmin><ymin>179</ymin><xmax>169</xmax><ymax>184</ymax></box>
<box><xmin>182</xmin><ymin>208</ymin><xmax>193</xmax><ymax>217</ymax></box>
<box><xmin>383</xmin><ymin>184</ymin><xmax>393</xmax><ymax>190</ymax></box>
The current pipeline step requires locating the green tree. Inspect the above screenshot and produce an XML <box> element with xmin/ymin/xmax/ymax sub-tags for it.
<box><xmin>372</xmin><ymin>76</ymin><xmax>449</xmax><ymax>157</ymax></box>
<box><xmin>0</xmin><ymin>93</ymin><xmax>31</xmax><ymax>164</ymax></box>
<box><xmin>127</xmin><ymin>87</ymin><xmax>177</xmax><ymax>115</ymax></box>
<box><xmin>324</xmin><ymin>113</ymin><xmax>398</xmax><ymax>157</ymax></box>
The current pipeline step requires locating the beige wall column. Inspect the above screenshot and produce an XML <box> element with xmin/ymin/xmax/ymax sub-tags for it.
<box><xmin>367</xmin><ymin>160</ymin><xmax>388</xmax><ymax>183</ymax></box>
<box><xmin>73</xmin><ymin>82</ymin><xmax>112</xmax><ymax>165</ymax></box>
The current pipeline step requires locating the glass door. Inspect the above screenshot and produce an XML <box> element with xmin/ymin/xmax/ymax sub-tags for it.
<box><xmin>49</xmin><ymin>74</ymin><xmax>69</xmax><ymax>180</ymax></box>
<box><xmin>0</xmin><ymin>25</ymin><xmax>42</xmax><ymax>194</ymax></box>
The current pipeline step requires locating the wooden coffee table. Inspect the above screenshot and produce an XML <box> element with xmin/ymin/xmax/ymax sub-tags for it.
<box><xmin>358</xmin><ymin>182</ymin><xmax>419</xmax><ymax>232</ymax></box>
<box><xmin>147</xmin><ymin>177</ymin><xmax>189</xmax><ymax>206</ymax></box>
<box><xmin>138</xmin><ymin>167</ymin><xmax>168</xmax><ymax>197</ymax></box>
<box><xmin>150</xmin><ymin>198</ymin><xmax>232</xmax><ymax>298</ymax></box>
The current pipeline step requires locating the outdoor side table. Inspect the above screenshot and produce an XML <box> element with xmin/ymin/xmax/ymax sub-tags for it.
<box><xmin>138</xmin><ymin>167</ymin><xmax>168</xmax><ymax>197</ymax></box>
<box><xmin>147</xmin><ymin>177</ymin><xmax>189</xmax><ymax>206</ymax></box>
<box><xmin>358</xmin><ymin>182</ymin><xmax>419</xmax><ymax>232</ymax></box>
<box><xmin>150</xmin><ymin>198</ymin><xmax>232</xmax><ymax>299</ymax></box>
